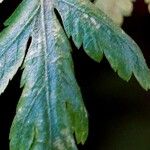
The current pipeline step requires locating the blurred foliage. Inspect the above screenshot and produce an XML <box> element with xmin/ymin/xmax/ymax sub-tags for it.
<box><xmin>93</xmin><ymin>0</ymin><xmax>135</xmax><ymax>25</ymax></box>
<box><xmin>145</xmin><ymin>0</ymin><xmax>150</xmax><ymax>12</ymax></box>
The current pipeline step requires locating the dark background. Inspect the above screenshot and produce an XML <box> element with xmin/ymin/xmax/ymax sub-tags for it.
<box><xmin>1</xmin><ymin>0</ymin><xmax>150</xmax><ymax>150</ymax></box>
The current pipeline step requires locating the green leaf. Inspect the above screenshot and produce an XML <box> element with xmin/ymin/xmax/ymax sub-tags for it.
<box><xmin>56</xmin><ymin>0</ymin><xmax>150</xmax><ymax>90</ymax></box>
<box><xmin>0</xmin><ymin>0</ymin><xmax>150</xmax><ymax>150</ymax></box>
<box><xmin>0</xmin><ymin>0</ymin><xmax>39</xmax><ymax>94</ymax></box>
<box><xmin>1</xmin><ymin>0</ymin><xmax>88</xmax><ymax>150</ymax></box>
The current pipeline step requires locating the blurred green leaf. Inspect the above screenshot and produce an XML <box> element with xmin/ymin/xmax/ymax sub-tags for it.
<box><xmin>145</xmin><ymin>0</ymin><xmax>150</xmax><ymax>12</ymax></box>
<box><xmin>93</xmin><ymin>0</ymin><xmax>135</xmax><ymax>25</ymax></box>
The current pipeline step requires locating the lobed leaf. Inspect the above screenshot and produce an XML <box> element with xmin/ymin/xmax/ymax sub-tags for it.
<box><xmin>10</xmin><ymin>10</ymin><xmax>88</xmax><ymax>149</ymax></box>
<box><xmin>1</xmin><ymin>0</ymin><xmax>88</xmax><ymax>150</ymax></box>
<box><xmin>0</xmin><ymin>0</ymin><xmax>150</xmax><ymax>150</ymax></box>
<box><xmin>56</xmin><ymin>0</ymin><xmax>150</xmax><ymax>90</ymax></box>
<box><xmin>0</xmin><ymin>0</ymin><xmax>39</xmax><ymax>94</ymax></box>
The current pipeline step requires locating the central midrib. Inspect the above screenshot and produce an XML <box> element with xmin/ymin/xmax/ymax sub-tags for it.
<box><xmin>40</xmin><ymin>0</ymin><xmax>52</xmax><ymax>147</ymax></box>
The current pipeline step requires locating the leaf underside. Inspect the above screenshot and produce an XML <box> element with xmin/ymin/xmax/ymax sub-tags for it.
<box><xmin>0</xmin><ymin>0</ymin><xmax>150</xmax><ymax>150</ymax></box>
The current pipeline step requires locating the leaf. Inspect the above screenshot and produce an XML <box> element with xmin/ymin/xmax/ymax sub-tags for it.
<box><xmin>145</xmin><ymin>0</ymin><xmax>150</xmax><ymax>12</ymax></box>
<box><xmin>0</xmin><ymin>0</ymin><xmax>150</xmax><ymax>150</ymax></box>
<box><xmin>93</xmin><ymin>0</ymin><xmax>135</xmax><ymax>25</ymax></box>
<box><xmin>56</xmin><ymin>0</ymin><xmax>150</xmax><ymax>90</ymax></box>
<box><xmin>1</xmin><ymin>0</ymin><xmax>88</xmax><ymax>150</ymax></box>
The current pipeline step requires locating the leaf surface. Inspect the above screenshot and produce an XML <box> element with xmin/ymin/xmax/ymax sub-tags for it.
<box><xmin>1</xmin><ymin>0</ymin><xmax>88</xmax><ymax>150</ymax></box>
<box><xmin>56</xmin><ymin>0</ymin><xmax>150</xmax><ymax>89</ymax></box>
<box><xmin>0</xmin><ymin>0</ymin><xmax>150</xmax><ymax>150</ymax></box>
<box><xmin>0</xmin><ymin>0</ymin><xmax>39</xmax><ymax>94</ymax></box>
